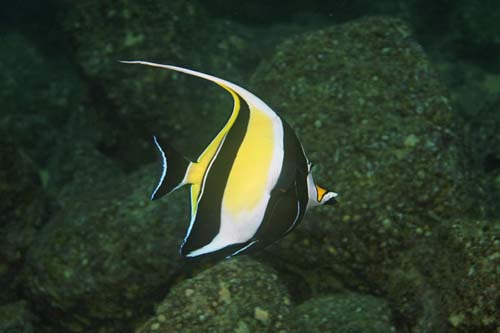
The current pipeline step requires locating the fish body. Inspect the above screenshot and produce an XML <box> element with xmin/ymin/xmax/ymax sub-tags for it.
<box><xmin>121</xmin><ymin>61</ymin><xmax>337</xmax><ymax>258</ymax></box>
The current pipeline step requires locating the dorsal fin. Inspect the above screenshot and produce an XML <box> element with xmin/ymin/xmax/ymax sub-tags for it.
<box><xmin>121</xmin><ymin>61</ymin><xmax>250</xmax><ymax>220</ymax></box>
<box><xmin>119</xmin><ymin>61</ymin><xmax>278</xmax><ymax>119</ymax></box>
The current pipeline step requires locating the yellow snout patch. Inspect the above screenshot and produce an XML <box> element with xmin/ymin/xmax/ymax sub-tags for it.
<box><xmin>316</xmin><ymin>184</ymin><xmax>327</xmax><ymax>202</ymax></box>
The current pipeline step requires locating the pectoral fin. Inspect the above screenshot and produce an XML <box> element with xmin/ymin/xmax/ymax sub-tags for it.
<box><xmin>256</xmin><ymin>183</ymin><xmax>300</xmax><ymax>242</ymax></box>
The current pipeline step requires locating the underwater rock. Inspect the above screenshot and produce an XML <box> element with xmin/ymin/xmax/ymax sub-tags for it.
<box><xmin>249</xmin><ymin>16</ymin><xmax>480</xmax><ymax>332</ymax></box>
<box><xmin>0</xmin><ymin>32</ymin><xmax>85</xmax><ymax>167</ymax></box>
<box><xmin>0</xmin><ymin>136</ymin><xmax>46</xmax><ymax>304</ymax></box>
<box><xmin>199</xmin><ymin>0</ymin><xmax>325</xmax><ymax>23</ymax></box>
<box><xmin>23</xmin><ymin>164</ymin><xmax>186</xmax><ymax>332</ymax></box>
<box><xmin>135</xmin><ymin>257</ymin><xmax>291</xmax><ymax>333</ymax></box>
<box><xmin>383</xmin><ymin>252</ymin><xmax>448</xmax><ymax>333</ymax></box>
<box><xmin>0</xmin><ymin>301</ymin><xmax>35</xmax><ymax>333</ymax></box>
<box><xmin>287</xmin><ymin>293</ymin><xmax>395</xmax><ymax>333</ymax></box>
<box><xmin>65</xmin><ymin>0</ymin><xmax>205</xmax><ymax>78</ymax></box>
<box><xmin>433</xmin><ymin>59</ymin><xmax>500</xmax><ymax>217</ymax></box>
<box><xmin>251</xmin><ymin>16</ymin><xmax>469</xmax><ymax>286</ymax></box>
<box><xmin>478</xmin><ymin>95</ymin><xmax>500</xmax><ymax>217</ymax></box>
<box><xmin>47</xmin><ymin>141</ymin><xmax>124</xmax><ymax>208</ymax></box>
<box><xmin>429</xmin><ymin>219</ymin><xmax>500</xmax><ymax>332</ymax></box>
<box><xmin>64</xmin><ymin>0</ymin><xmax>209</xmax><ymax>167</ymax></box>
<box><xmin>64</xmin><ymin>0</ymin><xmax>260</xmax><ymax>169</ymax></box>
<box><xmin>0</xmin><ymin>32</ymin><xmax>126</xmax><ymax>195</ymax></box>
<box><xmin>484</xmin><ymin>96</ymin><xmax>500</xmax><ymax>165</ymax></box>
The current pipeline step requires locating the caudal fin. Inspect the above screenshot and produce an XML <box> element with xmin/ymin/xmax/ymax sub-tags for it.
<box><xmin>151</xmin><ymin>136</ymin><xmax>191</xmax><ymax>200</ymax></box>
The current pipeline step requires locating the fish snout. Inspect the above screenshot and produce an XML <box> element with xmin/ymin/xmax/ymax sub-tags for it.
<box><xmin>322</xmin><ymin>191</ymin><xmax>338</xmax><ymax>206</ymax></box>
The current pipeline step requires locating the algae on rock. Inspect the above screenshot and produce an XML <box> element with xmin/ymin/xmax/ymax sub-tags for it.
<box><xmin>430</xmin><ymin>219</ymin><xmax>500</xmax><ymax>331</ymax></box>
<box><xmin>0</xmin><ymin>136</ymin><xmax>47</xmax><ymax>305</ymax></box>
<box><xmin>23</xmin><ymin>164</ymin><xmax>187</xmax><ymax>333</ymax></box>
<box><xmin>249</xmin><ymin>15</ymin><xmax>481</xmax><ymax>332</ymax></box>
<box><xmin>288</xmin><ymin>293</ymin><xmax>395</xmax><ymax>333</ymax></box>
<box><xmin>64</xmin><ymin>0</ymin><xmax>263</xmax><ymax>170</ymax></box>
<box><xmin>251</xmin><ymin>15</ymin><xmax>469</xmax><ymax>286</ymax></box>
<box><xmin>135</xmin><ymin>257</ymin><xmax>291</xmax><ymax>333</ymax></box>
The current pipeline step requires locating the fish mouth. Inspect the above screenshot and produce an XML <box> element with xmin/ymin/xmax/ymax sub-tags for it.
<box><xmin>324</xmin><ymin>197</ymin><xmax>337</xmax><ymax>206</ymax></box>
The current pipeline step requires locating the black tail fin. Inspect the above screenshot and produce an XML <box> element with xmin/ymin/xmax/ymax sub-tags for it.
<box><xmin>150</xmin><ymin>136</ymin><xmax>191</xmax><ymax>200</ymax></box>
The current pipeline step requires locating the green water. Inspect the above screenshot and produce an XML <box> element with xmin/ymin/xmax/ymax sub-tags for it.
<box><xmin>1</xmin><ymin>1</ymin><xmax>499</xmax><ymax>332</ymax></box>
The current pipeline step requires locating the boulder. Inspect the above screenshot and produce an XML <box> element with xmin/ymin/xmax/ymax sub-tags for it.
<box><xmin>135</xmin><ymin>257</ymin><xmax>291</xmax><ymax>333</ymax></box>
<box><xmin>23</xmin><ymin>164</ymin><xmax>187</xmax><ymax>332</ymax></box>
<box><xmin>0</xmin><ymin>137</ymin><xmax>46</xmax><ymax>304</ymax></box>
<box><xmin>0</xmin><ymin>32</ymin><xmax>84</xmax><ymax>166</ymax></box>
<box><xmin>430</xmin><ymin>219</ymin><xmax>500</xmax><ymax>331</ymax></box>
<box><xmin>288</xmin><ymin>293</ymin><xmax>395</xmax><ymax>333</ymax></box>
<box><xmin>64</xmin><ymin>0</ymin><xmax>263</xmax><ymax>168</ymax></box>
<box><xmin>0</xmin><ymin>301</ymin><xmax>34</xmax><ymax>333</ymax></box>
<box><xmin>250</xmin><ymin>16</ymin><xmax>469</xmax><ymax>289</ymax></box>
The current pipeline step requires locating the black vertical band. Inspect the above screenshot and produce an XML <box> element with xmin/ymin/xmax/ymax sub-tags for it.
<box><xmin>181</xmin><ymin>99</ymin><xmax>251</xmax><ymax>256</ymax></box>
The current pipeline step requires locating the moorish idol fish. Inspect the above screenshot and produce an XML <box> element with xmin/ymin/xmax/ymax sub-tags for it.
<box><xmin>121</xmin><ymin>61</ymin><xmax>338</xmax><ymax>259</ymax></box>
